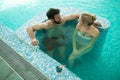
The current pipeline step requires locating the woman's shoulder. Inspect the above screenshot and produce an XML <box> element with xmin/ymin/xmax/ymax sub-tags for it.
<box><xmin>91</xmin><ymin>26</ymin><xmax>99</xmax><ymax>37</ymax></box>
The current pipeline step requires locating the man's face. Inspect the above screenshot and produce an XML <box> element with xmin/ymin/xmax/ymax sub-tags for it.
<box><xmin>53</xmin><ymin>14</ymin><xmax>62</xmax><ymax>24</ymax></box>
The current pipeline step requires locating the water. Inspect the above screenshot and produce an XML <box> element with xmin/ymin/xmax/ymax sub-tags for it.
<box><xmin>0</xmin><ymin>0</ymin><xmax>120</xmax><ymax>80</ymax></box>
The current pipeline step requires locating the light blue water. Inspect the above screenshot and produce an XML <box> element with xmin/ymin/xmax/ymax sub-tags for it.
<box><xmin>0</xmin><ymin>0</ymin><xmax>120</xmax><ymax>80</ymax></box>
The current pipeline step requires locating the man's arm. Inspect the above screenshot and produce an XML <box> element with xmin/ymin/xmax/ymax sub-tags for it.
<box><xmin>63</xmin><ymin>14</ymin><xmax>80</xmax><ymax>22</ymax></box>
<box><xmin>93</xmin><ymin>22</ymin><xmax>102</xmax><ymax>28</ymax></box>
<box><xmin>26</xmin><ymin>22</ymin><xmax>49</xmax><ymax>45</ymax></box>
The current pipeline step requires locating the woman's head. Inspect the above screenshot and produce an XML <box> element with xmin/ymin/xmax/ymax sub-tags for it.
<box><xmin>80</xmin><ymin>13</ymin><xmax>96</xmax><ymax>26</ymax></box>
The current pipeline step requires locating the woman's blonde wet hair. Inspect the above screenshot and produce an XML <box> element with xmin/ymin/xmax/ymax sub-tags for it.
<box><xmin>81</xmin><ymin>13</ymin><xmax>96</xmax><ymax>26</ymax></box>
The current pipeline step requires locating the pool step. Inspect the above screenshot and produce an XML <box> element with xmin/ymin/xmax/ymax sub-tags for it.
<box><xmin>0</xmin><ymin>56</ymin><xmax>23</xmax><ymax>80</ymax></box>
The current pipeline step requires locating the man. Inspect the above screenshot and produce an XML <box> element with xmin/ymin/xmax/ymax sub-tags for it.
<box><xmin>27</xmin><ymin>8</ymin><xmax>80</xmax><ymax>58</ymax></box>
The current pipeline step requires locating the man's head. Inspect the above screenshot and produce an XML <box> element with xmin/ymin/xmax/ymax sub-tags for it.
<box><xmin>46</xmin><ymin>8</ymin><xmax>62</xmax><ymax>24</ymax></box>
<box><xmin>80</xmin><ymin>13</ymin><xmax>96</xmax><ymax>26</ymax></box>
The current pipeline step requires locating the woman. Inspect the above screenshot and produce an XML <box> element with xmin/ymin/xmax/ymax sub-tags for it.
<box><xmin>68</xmin><ymin>13</ymin><xmax>101</xmax><ymax>67</ymax></box>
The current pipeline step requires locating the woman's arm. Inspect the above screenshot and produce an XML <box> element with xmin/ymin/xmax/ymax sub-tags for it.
<box><xmin>76</xmin><ymin>37</ymin><xmax>98</xmax><ymax>57</ymax></box>
<box><xmin>72</xmin><ymin>28</ymin><xmax>78</xmax><ymax>50</ymax></box>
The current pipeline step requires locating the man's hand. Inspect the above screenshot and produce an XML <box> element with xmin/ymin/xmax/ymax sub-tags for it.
<box><xmin>93</xmin><ymin>22</ymin><xmax>102</xmax><ymax>27</ymax></box>
<box><xmin>31</xmin><ymin>38</ymin><xmax>39</xmax><ymax>46</ymax></box>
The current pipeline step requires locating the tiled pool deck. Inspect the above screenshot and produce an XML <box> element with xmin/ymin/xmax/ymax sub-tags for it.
<box><xmin>0</xmin><ymin>39</ymin><xmax>49</xmax><ymax>80</ymax></box>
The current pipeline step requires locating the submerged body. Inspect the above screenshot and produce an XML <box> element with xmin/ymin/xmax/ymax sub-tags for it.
<box><xmin>41</xmin><ymin>25</ymin><xmax>65</xmax><ymax>51</ymax></box>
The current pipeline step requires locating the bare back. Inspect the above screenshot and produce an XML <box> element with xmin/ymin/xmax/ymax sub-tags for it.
<box><xmin>76</xmin><ymin>23</ymin><xmax>99</xmax><ymax>38</ymax></box>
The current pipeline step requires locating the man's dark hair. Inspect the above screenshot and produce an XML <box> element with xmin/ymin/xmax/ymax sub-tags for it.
<box><xmin>46</xmin><ymin>8</ymin><xmax>60</xmax><ymax>19</ymax></box>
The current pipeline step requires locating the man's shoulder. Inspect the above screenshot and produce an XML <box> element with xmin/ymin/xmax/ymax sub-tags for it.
<box><xmin>42</xmin><ymin>20</ymin><xmax>53</xmax><ymax>29</ymax></box>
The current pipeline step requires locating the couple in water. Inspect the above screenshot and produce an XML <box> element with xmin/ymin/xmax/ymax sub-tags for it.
<box><xmin>27</xmin><ymin>8</ymin><xmax>101</xmax><ymax>67</ymax></box>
